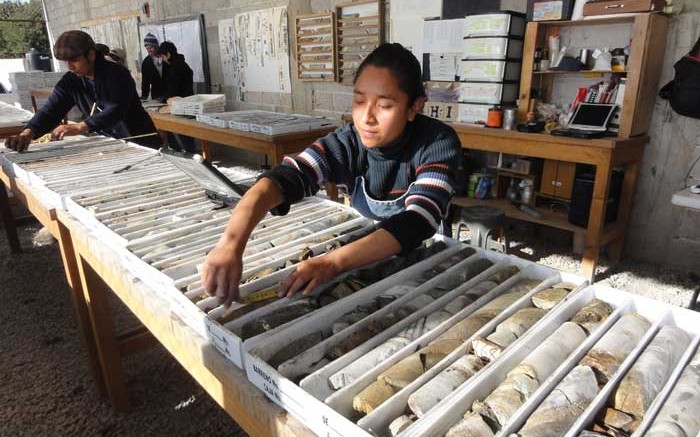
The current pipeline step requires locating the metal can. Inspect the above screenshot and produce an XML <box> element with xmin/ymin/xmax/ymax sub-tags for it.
<box><xmin>503</xmin><ymin>107</ymin><xmax>517</xmax><ymax>130</ymax></box>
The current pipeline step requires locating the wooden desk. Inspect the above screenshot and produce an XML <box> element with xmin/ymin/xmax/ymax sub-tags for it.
<box><xmin>453</xmin><ymin>124</ymin><xmax>647</xmax><ymax>282</ymax></box>
<box><xmin>0</xmin><ymin>158</ymin><xmax>314</xmax><ymax>437</ymax></box>
<box><xmin>149</xmin><ymin>111</ymin><xmax>335</xmax><ymax>165</ymax></box>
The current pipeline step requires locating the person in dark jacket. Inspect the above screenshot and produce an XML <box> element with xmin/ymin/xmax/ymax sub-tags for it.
<box><xmin>140</xmin><ymin>33</ymin><xmax>167</xmax><ymax>100</ymax></box>
<box><xmin>157</xmin><ymin>41</ymin><xmax>194</xmax><ymax>101</ymax></box>
<box><xmin>4</xmin><ymin>30</ymin><xmax>160</xmax><ymax>151</ymax></box>
<box><xmin>157</xmin><ymin>41</ymin><xmax>196</xmax><ymax>153</ymax></box>
<box><xmin>95</xmin><ymin>43</ymin><xmax>110</xmax><ymax>57</ymax></box>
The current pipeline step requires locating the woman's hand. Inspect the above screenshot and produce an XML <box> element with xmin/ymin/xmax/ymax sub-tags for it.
<box><xmin>201</xmin><ymin>236</ymin><xmax>243</xmax><ymax>307</ymax></box>
<box><xmin>279</xmin><ymin>228</ymin><xmax>402</xmax><ymax>298</ymax></box>
<box><xmin>52</xmin><ymin>122</ymin><xmax>88</xmax><ymax>139</ymax></box>
<box><xmin>279</xmin><ymin>255</ymin><xmax>343</xmax><ymax>298</ymax></box>
<box><xmin>4</xmin><ymin>128</ymin><xmax>34</xmax><ymax>152</ymax></box>
<box><xmin>201</xmin><ymin>178</ymin><xmax>286</xmax><ymax>307</ymax></box>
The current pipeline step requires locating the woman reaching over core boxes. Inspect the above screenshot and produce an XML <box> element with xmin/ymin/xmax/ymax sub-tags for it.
<box><xmin>202</xmin><ymin>43</ymin><xmax>462</xmax><ymax>307</ymax></box>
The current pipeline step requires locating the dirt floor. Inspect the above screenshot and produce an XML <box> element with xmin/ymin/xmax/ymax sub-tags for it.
<box><xmin>501</xmin><ymin>222</ymin><xmax>700</xmax><ymax>308</ymax></box>
<box><xmin>0</xmin><ymin>211</ymin><xmax>248</xmax><ymax>437</ymax></box>
<box><xmin>1</xmin><ymin>205</ymin><xmax>698</xmax><ymax>437</ymax></box>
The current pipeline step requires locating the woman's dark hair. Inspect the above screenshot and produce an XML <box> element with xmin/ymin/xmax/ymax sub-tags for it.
<box><xmin>157</xmin><ymin>41</ymin><xmax>178</xmax><ymax>57</ymax></box>
<box><xmin>354</xmin><ymin>43</ymin><xmax>426</xmax><ymax>104</ymax></box>
<box><xmin>53</xmin><ymin>30</ymin><xmax>96</xmax><ymax>61</ymax></box>
<box><xmin>95</xmin><ymin>43</ymin><xmax>110</xmax><ymax>57</ymax></box>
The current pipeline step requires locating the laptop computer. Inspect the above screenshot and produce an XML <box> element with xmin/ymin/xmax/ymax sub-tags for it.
<box><xmin>552</xmin><ymin>103</ymin><xmax>617</xmax><ymax>139</ymax></box>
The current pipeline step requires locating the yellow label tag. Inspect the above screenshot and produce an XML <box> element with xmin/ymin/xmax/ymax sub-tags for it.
<box><xmin>239</xmin><ymin>287</ymin><xmax>280</xmax><ymax>304</ymax></box>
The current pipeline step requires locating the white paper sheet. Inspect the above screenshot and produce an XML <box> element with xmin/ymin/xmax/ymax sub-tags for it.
<box><xmin>218</xmin><ymin>18</ymin><xmax>241</xmax><ymax>100</ymax></box>
<box><xmin>390</xmin><ymin>0</ymin><xmax>441</xmax><ymax>19</ymax></box>
<box><xmin>391</xmin><ymin>17</ymin><xmax>425</xmax><ymax>67</ymax></box>
<box><xmin>234</xmin><ymin>7</ymin><xmax>292</xmax><ymax>94</ymax></box>
<box><xmin>423</xmin><ymin>19</ymin><xmax>465</xmax><ymax>54</ymax></box>
<box><xmin>390</xmin><ymin>0</ymin><xmax>441</xmax><ymax>69</ymax></box>
<box><xmin>428</xmin><ymin>54</ymin><xmax>459</xmax><ymax>81</ymax></box>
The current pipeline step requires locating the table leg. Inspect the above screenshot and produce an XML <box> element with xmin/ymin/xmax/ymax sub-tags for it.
<box><xmin>0</xmin><ymin>179</ymin><xmax>21</xmax><ymax>253</ymax></box>
<box><xmin>75</xmin><ymin>251</ymin><xmax>129</xmax><ymax>411</ymax></box>
<box><xmin>157</xmin><ymin>129</ymin><xmax>168</xmax><ymax>148</ymax></box>
<box><xmin>581</xmin><ymin>160</ymin><xmax>613</xmax><ymax>282</ymax></box>
<box><xmin>201</xmin><ymin>139</ymin><xmax>213</xmax><ymax>163</ymax></box>
<box><xmin>325</xmin><ymin>182</ymin><xmax>339</xmax><ymax>202</ymax></box>
<box><xmin>57</xmin><ymin>220</ymin><xmax>107</xmax><ymax>398</ymax></box>
<box><xmin>271</xmin><ymin>144</ymin><xmax>284</xmax><ymax>166</ymax></box>
<box><xmin>608</xmin><ymin>160</ymin><xmax>640</xmax><ymax>262</ymax></box>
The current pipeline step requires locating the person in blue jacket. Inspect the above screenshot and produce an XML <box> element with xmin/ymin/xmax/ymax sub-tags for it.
<box><xmin>5</xmin><ymin>30</ymin><xmax>160</xmax><ymax>151</ymax></box>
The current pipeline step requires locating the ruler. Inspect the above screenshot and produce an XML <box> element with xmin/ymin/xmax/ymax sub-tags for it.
<box><xmin>239</xmin><ymin>287</ymin><xmax>280</xmax><ymax>304</ymax></box>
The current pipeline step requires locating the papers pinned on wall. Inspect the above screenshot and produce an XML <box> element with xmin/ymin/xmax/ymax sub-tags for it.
<box><xmin>218</xmin><ymin>18</ymin><xmax>241</xmax><ymax>100</ymax></box>
<box><xmin>422</xmin><ymin>19</ymin><xmax>465</xmax><ymax>81</ymax></box>
<box><xmin>423</xmin><ymin>18</ymin><xmax>465</xmax><ymax>54</ymax></box>
<box><xmin>389</xmin><ymin>0</ymin><xmax>441</xmax><ymax>69</ymax></box>
<box><xmin>234</xmin><ymin>7</ymin><xmax>292</xmax><ymax>94</ymax></box>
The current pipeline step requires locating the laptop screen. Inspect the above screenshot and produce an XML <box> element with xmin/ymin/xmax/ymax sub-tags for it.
<box><xmin>571</xmin><ymin>103</ymin><xmax>616</xmax><ymax>128</ymax></box>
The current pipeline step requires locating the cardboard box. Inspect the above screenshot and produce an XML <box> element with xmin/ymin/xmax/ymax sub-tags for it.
<box><xmin>527</xmin><ymin>0</ymin><xmax>575</xmax><ymax>21</ymax></box>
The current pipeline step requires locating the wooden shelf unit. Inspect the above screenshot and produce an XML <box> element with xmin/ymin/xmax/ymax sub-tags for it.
<box><xmin>335</xmin><ymin>0</ymin><xmax>384</xmax><ymax>84</ymax></box>
<box><xmin>532</xmin><ymin>70</ymin><xmax>627</xmax><ymax>75</ymax></box>
<box><xmin>518</xmin><ymin>13</ymin><xmax>669</xmax><ymax>138</ymax></box>
<box><xmin>295</xmin><ymin>12</ymin><xmax>337</xmax><ymax>82</ymax></box>
<box><xmin>452</xmin><ymin>196</ymin><xmax>585</xmax><ymax>235</ymax></box>
<box><xmin>450</xmin><ymin>122</ymin><xmax>648</xmax><ymax>281</ymax></box>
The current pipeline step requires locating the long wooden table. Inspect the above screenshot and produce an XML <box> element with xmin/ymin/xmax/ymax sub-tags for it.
<box><xmin>1</xmin><ymin>126</ymin><xmax>30</xmax><ymax>253</ymax></box>
<box><xmin>149</xmin><ymin>111</ymin><xmax>335</xmax><ymax>165</ymax></box>
<box><xmin>0</xmin><ymin>160</ymin><xmax>315</xmax><ymax>436</ymax></box>
<box><xmin>452</xmin><ymin>124</ymin><xmax>647</xmax><ymax>282</ymax></box>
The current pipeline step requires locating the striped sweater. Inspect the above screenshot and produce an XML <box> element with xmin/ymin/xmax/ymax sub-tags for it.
<box><xmin>261</xmin><ymin>113</ymin><xmax>461</xmax><ymax>251</ymax></box>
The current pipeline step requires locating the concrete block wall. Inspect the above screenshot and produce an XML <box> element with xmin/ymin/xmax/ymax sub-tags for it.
<box><xmin>40</xmin><ymin>0</ymin><xmax>700</xmax><ymax>271</ymax></box>
<box><xmin>42</xmin><ymin>0</ymin><xmax>390</xmax><ymax>119</ymax></box>
<box><xmin>624</xmin><ymin>12</ymin><xmax>700</xmax><ymax>271</ymax></box>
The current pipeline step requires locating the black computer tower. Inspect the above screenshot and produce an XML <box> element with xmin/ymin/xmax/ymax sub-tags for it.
<box><xmin>568</xmin><ymin>168</ymin><xmax>624</xmax><ymax>227</ymax></box>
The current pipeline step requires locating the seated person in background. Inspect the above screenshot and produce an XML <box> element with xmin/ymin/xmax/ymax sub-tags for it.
<box><xmin>105</xmin><ymin>48</ymin><xmax>128</xmax><ymax>70</ymax></box>
<box><xmin>4</xmin><ymin>30</ymin><xmax>160</xmax><ymax>151</ymax></box>
<box><xmin>202</xmin><ymin>43</ymin><xmax>461</xmax><ymax>306</ymax></box>
<box><xmin>140</xmin><ymin>33</ymin><xmax>167</xmax><ymax>101</ymax></box>
<box><xmin>158</xmin><ymin>41</ymin><xmax>196</xmax><ymax>153</ymax></box>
